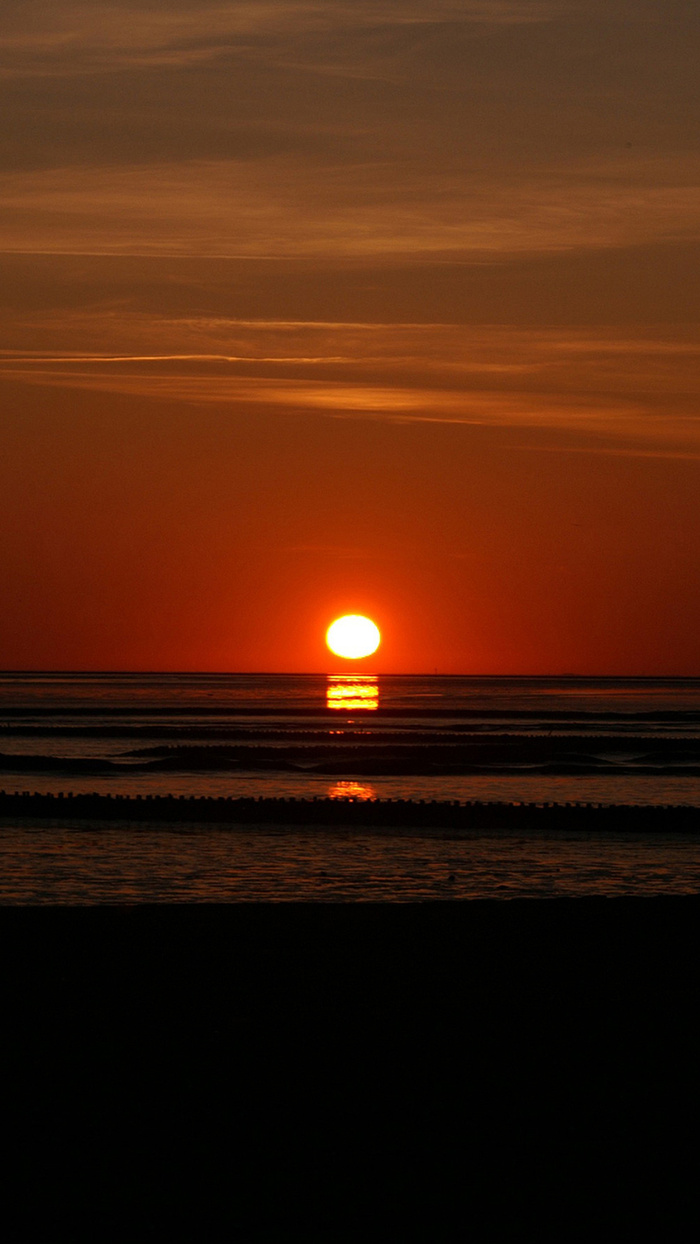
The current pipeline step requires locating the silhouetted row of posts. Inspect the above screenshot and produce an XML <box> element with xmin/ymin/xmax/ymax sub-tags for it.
<box><xmin>0</xmin><ymin>790</ymin><xmax>698</xmax><ymax>833</ymax></box>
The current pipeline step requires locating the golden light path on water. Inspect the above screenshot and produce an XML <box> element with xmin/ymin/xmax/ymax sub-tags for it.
<box><xmin>328</xmin><ymin>781</ymin><xmax>377</xmax><ymax>800</ymax></box>
<box><xmin>326</xmin><ymin>675</ymin><xmax>378</xmax><ymax>712</ymax></box>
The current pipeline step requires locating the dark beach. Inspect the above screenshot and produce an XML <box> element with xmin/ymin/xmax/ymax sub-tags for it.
<box><xmin>3</xmin><ymin>895</ymin><xmax>698</xmax><ymax>1229</ymax></box>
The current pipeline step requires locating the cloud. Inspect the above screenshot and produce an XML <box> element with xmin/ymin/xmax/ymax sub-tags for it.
<box><xmin>1</xmin><ymin>1</ymin><xmax>698</xmax><ymax>269</ymax></box>
<box><xmin>0</xmin><ymin>3</ymin><xmax>563</xmax><ymax>78</ymax></box>
<box><xmin>1</xmin><ymin>318</ymin><xmax>699</xmax><ymax>456</ymax></box>
<box><xmin>1</xmin><ymin>153</ymin><xmax>698</xmax><ymax>259</ymax></box>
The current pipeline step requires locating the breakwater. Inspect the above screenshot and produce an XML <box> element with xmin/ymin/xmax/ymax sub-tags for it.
<box><xmin>1</xmin><ymin>790</ymin><xmax>699</xmax><ymax>832</ymax></box>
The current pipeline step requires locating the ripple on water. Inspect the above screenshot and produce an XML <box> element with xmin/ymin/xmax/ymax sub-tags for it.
<box><xmin>1</xmin><ymin>823</ymin><xmax>700</xmax><ymax>904</ymax></box>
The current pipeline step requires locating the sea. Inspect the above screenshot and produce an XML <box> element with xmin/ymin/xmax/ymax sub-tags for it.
<box><xmin>2</xmin><ymin>672</ymin><xmax>700</xmax><ymax>903</ymax></box>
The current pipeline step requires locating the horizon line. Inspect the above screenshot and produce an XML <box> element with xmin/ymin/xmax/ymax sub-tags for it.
<box><xmin>2</xmin><ymin>670</ymin><xmax>700</xmax><ymax>681</ymax></box>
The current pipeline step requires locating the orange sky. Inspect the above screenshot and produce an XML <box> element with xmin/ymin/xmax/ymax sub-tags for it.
<box><xmin>1</xmin><ymin>1</ymin><xmax>699</xmax><ymax>673</ymax></box>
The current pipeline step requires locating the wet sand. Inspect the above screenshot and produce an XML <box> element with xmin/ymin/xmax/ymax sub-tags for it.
<box><xmin>2</xmin><ymin>897</ymin><xmax>698</xmax><ymax>1230</ymax></box>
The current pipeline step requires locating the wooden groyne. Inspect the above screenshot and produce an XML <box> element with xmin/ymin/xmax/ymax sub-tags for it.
<box><xmin>1</xmin><ymin>790</ymin><xmax>699</xmax><ymax>833</ymax></box>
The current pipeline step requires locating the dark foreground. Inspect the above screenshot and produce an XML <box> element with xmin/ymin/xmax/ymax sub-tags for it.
<box><xmin>2</xmin><ymin>897</ymin><xmax>699</xmax><ymax>1232</ymax></box>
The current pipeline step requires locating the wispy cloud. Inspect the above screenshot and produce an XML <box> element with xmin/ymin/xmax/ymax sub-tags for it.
<box><xmin>2</xmin><ymin>154</ymin><xmax>698</xmax><ymax>258</ymax></box>
<box><xmin>0</xmin><ymin>3</ymin><xmax>562</xmax><ymax>78</ymax></box>
<box><xmin>2</xmin><ymin>318</ymin><xmax>698</xmax><ymax>457</ymax></box>
<box><xmin>2</xmin><ymin>1</ymin><xmax>697</xmax><ymax>268</ymax></box>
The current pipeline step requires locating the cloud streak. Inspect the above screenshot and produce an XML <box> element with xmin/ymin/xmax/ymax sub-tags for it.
<box><xmin>2</xmin><ymin>155</ymin><xmax>698</xmax><ymax>259</ymax></box>
<box><xmin>2</xmin><ymin>1</ymin><xmax>698</xmax><ymax>269</ymax></box>
<box><xmin>1</xmin><ymin>2</ymin><xmax>562</xmax><ymax>76</ymax></box>
<box><xmin>2</xmin><ymin>318</ymin><xmax>698</xmax><ymax>458</ymax></box>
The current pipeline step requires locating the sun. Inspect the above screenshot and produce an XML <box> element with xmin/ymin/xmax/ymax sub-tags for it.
<box><xmin>326</xmin><ymin>615</ymin><xmax>381</xmax><ymax>660</ymax></box>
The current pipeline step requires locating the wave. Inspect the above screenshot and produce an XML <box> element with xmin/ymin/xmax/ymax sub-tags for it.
<box><xmin>3</xmin><ymin>736</ymin><xmax>700</xmax><ymax>779</ymax></box>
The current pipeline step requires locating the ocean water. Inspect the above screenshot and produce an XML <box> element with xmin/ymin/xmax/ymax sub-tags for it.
<box><xmin>2</xmin><ymin>673</ymin><xmax>700</xmax><ymax>902</ymax></box>
<box><xmin>2</xmin><ymin>672</ymin><xmax>700</xmax><ymax>802</ymax></box>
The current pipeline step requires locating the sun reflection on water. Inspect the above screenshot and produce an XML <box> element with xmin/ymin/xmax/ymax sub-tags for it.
<box><xmin>326</xmin><ymin>675</ymin><xmax>378</xmax><ymax>712</ymax></box>
<box><xmin>328</xmin><ymin>780</ymin><xmax>377</xmax><ymax>801</ymax></box>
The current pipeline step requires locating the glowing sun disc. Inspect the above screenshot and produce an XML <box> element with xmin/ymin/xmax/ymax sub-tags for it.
<box><xmin>326</xmin><ymin>615</ymin><xmax>381</xmax><ymax>660</ymax></box>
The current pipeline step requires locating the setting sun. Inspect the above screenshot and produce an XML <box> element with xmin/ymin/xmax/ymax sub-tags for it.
<box><xmin>326</xmin><ymin>615</ymin><xmax>381</xmax><ymax>660</ymax></box>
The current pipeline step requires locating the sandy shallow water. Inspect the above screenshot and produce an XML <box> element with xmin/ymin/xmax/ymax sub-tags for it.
<box><xmin>3</xmin><ymin>819</ymin><xmax>700</xmax><ymax>903</ymax></box>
